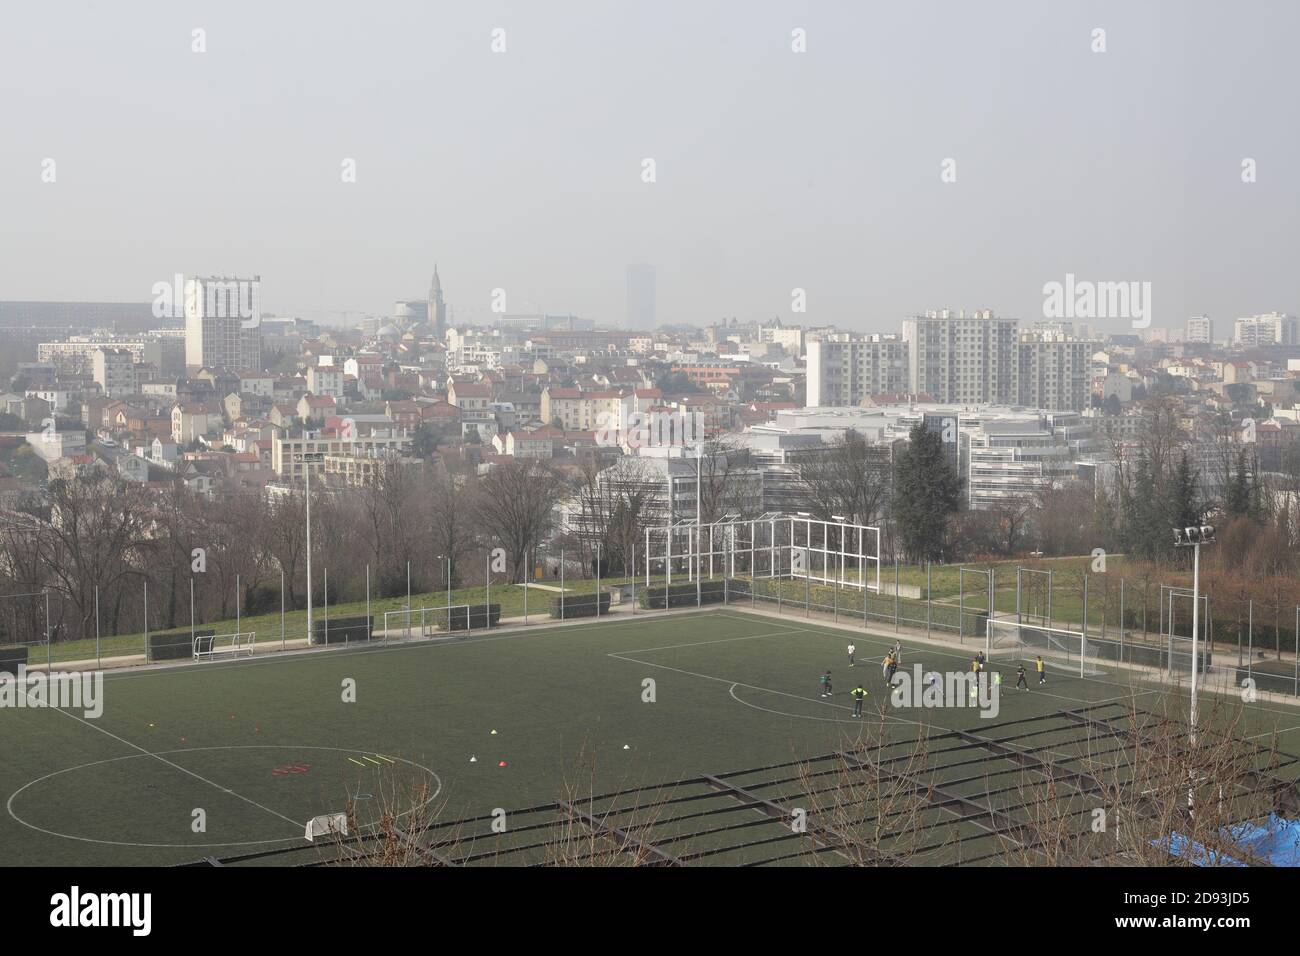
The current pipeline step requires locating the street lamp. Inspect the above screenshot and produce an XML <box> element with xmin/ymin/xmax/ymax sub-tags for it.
<box><xmin>1173</xmin><ymin>524</ymin><xmax>1216</xmax><ymax>744</ymax></box>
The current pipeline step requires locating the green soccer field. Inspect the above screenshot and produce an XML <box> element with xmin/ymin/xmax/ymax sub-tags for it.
<box><xmin>4</xmin><ymin>608</ymin><xmax>1299</xmax><ymax>867</ymax></box>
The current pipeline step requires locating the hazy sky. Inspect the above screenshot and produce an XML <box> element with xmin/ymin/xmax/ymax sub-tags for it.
<box><xmin>2</xmin><ymin>0</ymin><xmax>1296</xmax><ymax>333</ymax></box>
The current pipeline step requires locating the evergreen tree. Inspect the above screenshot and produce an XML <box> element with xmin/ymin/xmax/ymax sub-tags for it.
<box><xmin>1166</xmin><ymin>452</ymin><xmax>1200</xmax><ymax>532</ymax></box>
<box><xmin>1225</xmin><ymin>448</ymin><xmax>1253</xmax><ymax>519</ymax></box>
<box><xmin>892</xmin><ymin>423</ymin><xmax>963</xmax><ymax>563</ymax></box>
<box><xmin>1091</xmin><ymin>484</ymin><xmax>1118</xmax><ymax>551</ymax></box>
<box><xmin>1123</xmin><ymin>452</ymin><xmax>1166</xmax><ymax>560</ymax></box>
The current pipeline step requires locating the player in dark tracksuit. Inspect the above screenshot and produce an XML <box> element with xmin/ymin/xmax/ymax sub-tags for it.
<box><xmin>1016</xmin><ymin>664</ymin><xmax>1028</xmax><ymax>690</ymax></box>
<box><xmin>820</xmin><ymin>670</ymin><xmax>833</xmax><ymax>698</ymax></box>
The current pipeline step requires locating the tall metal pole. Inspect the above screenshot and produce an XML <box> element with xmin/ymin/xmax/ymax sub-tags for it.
<box><xmin>1191</xmin><ymin>541</ymin><xmax>1201</xmax><ymax>745</ymax></box>
<box><xmin>94</xmin><ymin>585</ymin><xmax>100</xmax><ymax>668</ymax></box>
<box><xmin>305</xmin><ymin>460</ymin><xmax>313</xmax><ymax>645</ymax></box>
<box><xmin>596</xmin><ymin>542</ymin><xmax>602</xmax><ymax>619</ymax></box>
<box><xmin>1081</xmin><ymin>572</ymin><xmax>1088</xmax><ymax>678</ymax></box>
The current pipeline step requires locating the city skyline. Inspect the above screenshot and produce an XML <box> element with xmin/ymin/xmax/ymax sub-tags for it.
<box><xmin>3</xmin><ymin>1</ymin><xmax>1297</xmax><ymax>332</ymax></box>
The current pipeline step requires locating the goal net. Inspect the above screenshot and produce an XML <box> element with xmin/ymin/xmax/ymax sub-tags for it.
<box><xmin>986</xmin><ymin>618</ymin><xmax>1106</xmax><ymax>677</ymax></box>
<box><xmin>382</xmin><ymin>605</ymin><xmax>475</xmax><ymax>641</ymax></box>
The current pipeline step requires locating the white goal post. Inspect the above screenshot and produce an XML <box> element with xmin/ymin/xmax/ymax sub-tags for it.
<box><xmin>985</xmin><ymin>618</ymin><xmax>1104</xmax><ymax>678</ymax></box>
<box><xmin>305</xmin><ymin>812</ymin><xmax>349</xmax><ymax>842</ymax></box>
<box><xmin>193</xmin><ymin>631</ymin><xmax>256</xmax><ymax>661</ymax></box>
<box><xmin>381</xmin><ymin>605</ymin><xmax>475</xmax><ymax>641</ymax></box>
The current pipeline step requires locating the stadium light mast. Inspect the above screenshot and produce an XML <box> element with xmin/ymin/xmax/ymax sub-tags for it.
<box><xmin>297</xmin><ymin>452</ymin><xmax>324</xmax><ymax>643</ymax></box>
<box><xmin>1173</xmin><ymin>524</ymin><xmax>1215</xmax><ymax>745</ymax></box>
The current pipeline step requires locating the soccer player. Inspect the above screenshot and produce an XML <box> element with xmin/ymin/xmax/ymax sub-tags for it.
<box><xmin>886</xmin><ymin>653</ymin><xmax>899</xmax><ymax>687</ymax></box>
<box><xmin>820</xmin><ymin>670</ymin><xmax>833</xmax><ymax>698</ymax></box>
<box><xmin>882</xmin><ymin>653</ymin><xmax>893</xmax><ymax>683</ymax></box>
<box><xmin>851</xmin><ymin>683</ymin><xmax>868</xmax><ymax>718</ymax></box>
<box><xmin>1036</xmin><ymin>656</ymin><xmax>1046</xmax><ymax>684</ymax></box>
<box><xmin>1016</xmin><ymin>664</ymin><xmax>1028</xmax><ymax>690</ymax></box>
<box><xmin>891</xmin><ymin>640</ymin><xmax>902</xmax><ymax>663</ymax></box>
<box><xmin>847</xmin><ymin>642</ymin><xmax>856</xmax><ymax>667</ymax></box>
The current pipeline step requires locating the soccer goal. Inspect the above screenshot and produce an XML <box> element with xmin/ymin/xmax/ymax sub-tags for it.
<box><xmin>382</xmin><ymin>605</ymin><xmax>475</xmax><ymax>641</ymax></box>
<box><xmin>986</xmin><ymin>618</ymin><xmax>1105</xmax><ymax>677</ymax></box>
<box><xmin>192</xmin><ymin>631</ymin><xmax>256</xmax><ymax>661</ymax></box>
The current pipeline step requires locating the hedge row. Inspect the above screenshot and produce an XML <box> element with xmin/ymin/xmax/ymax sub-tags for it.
<box><xmin>550</xmin><ymin>593</ymin><xmax>611</xmax><ymax>619</ymax></box>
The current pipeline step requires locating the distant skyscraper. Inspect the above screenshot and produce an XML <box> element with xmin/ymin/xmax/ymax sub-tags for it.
<box><xmin>429</xmin><ymin>266</ymin><xmax>447</xmax><ymax>339</ymax></box>
<box><xmin>626</xmin><ymin>264</ymin><xmax>656</xmax><ymax>329</ymax></box>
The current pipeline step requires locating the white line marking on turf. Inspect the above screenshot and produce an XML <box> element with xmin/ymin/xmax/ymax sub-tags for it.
<box><xmin>614</xmin><ymin>628</ymin><xmax>815</xmax><ymax>655</ymax></box>
<box><xmin>728</xmin><ymin>683</ymin><xmax>860</xmax><ymax>723</ymax></box>
<box><xmin>5</xmin><ymin>745</ymin><xmax>442</xmax><ymax>848</ymax></box>
<box><xmin>17</xmin><ymin>685</ymin><xmax>303</xmax><ymax>831</ymax></box>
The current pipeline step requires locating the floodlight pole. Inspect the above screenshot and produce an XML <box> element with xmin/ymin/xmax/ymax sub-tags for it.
<box><xmin>304</xmin><ymin>456</ymin><xmax>314</xmax><ymax>644</ymax></box>
<box><xmin>1174</xmin><ymin>526</ymin><xmax>1213</xmax><ymax>749</ymax></box>
<box><xmin>1190</xmin><ymin>539</ymin><xmax>1201</xmax><ymax>745</ymax></box>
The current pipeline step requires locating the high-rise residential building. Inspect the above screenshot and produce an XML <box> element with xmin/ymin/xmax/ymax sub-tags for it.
<box><xmin>902</xmin><ymin>309</ymin><xmax>1019</xmax><ymax>405</ymax></box>
<box><xmin>184</xmin><ymin>276</ymin><xmax>262</xmax><ymax>371</ymax></box>
<box><xmin>1185</xmin><ymin>315</ymin><xmax>1214</xmax><ymax>344</ymax></box>
<box><xmin>626</xmin><ymin>264</ymin><xmax>656</xmax><ymax>329</ymax></box>
<box><xmin>428</xmin><ymin>266</ymin><xmax>447</xmax><ymax>339</ymax></box>
<box><xmin>1015</xmin><ymin>334</ymin><xmax>1097</xmax><ymax>413</ymax></box>
<box><xmin>92</xmin><ymin>347</ymin><xmax>137</xmax><ymax>398</ymax></box>
<box><xmin>1234</xmin><ymin>312</ymin><xmax>1298</xmax><ymax>347</ymax></box>
<box><xmin>806</xmin><ymin>334</ymin><xmax>909</xmax><ymax>407</ymax></box>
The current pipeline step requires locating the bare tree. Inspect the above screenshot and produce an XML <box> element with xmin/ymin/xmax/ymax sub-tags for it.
<box><xmin>794</xmin><ymin>429</ymin><xmax>892</xmax><ymax>527</ymax></box>
<box><xmin>474</xmin><ymin>459</ymin><xmax>565</xmax><ymax>581</ymax></box>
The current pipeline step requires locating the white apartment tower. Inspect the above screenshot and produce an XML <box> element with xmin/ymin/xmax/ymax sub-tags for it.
<box><xmin>92</xmin><ymin>347</ymin><xmax>137</xmax><ymax>398</ymax></box>
<box><xmin>806</xmin><ymin>334</ymin><xmax>909</xmax><ymax>407</ymax></box>
<box><xmin>1185</xmin><ymin>315</ymin><xmax>1214</xmax><ymax>344</ymax></box>
<box><xmin>184</xmin><ymin>275</ymin><xmax>263</xmax><ymax>371</ymax></box>
<box><xmin>1015</xmin><ymin>334</ymin><xmax>1096</xmax><ymax>412</ymax></box>
<box><xmin>902</xmin><ymin>309</ymin><xmax>1019</xmax><ymax>405</ymax></box>
<box><xmin>1234</xmin><ymin>312</ymin><xmax>1298</xmax><ymax>347</ymax></box>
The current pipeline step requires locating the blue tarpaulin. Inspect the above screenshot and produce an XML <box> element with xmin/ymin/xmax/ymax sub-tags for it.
<box><xmin>1160</xmin><ymin>814</ymin><xmax>1300</xmax><ymax>866</ymax></box>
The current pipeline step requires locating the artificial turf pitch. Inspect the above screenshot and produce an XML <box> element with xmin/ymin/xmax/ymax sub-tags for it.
<box><xmin>3</xmin><ymin>608</ymin><xmax>1299</xmax><ymax>866</ymax></box>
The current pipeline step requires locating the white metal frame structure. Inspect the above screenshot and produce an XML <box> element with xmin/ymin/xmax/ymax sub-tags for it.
<box><xmin>644</xmin><ymin>514</ymin><xmax>881</xmax><ymax>592</ymax></box>
<box><xmin>193</xmin><ymin>631</ymin><xmax>256</xmax><ymax>661</ymax></box>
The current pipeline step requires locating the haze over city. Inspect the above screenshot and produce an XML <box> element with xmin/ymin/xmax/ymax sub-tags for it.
<box><xmin>3</xmin><ymin>0</ymin><xmax>1296</xmax><ymax>331</ymax></box>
